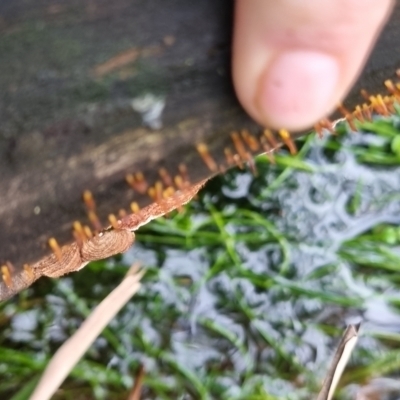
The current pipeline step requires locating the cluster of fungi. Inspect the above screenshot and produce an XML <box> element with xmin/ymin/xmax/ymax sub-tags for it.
<box><xmin>1</xmin><ymin>72</ymin><xmax>400</xmax><ymax>301</ymax></box>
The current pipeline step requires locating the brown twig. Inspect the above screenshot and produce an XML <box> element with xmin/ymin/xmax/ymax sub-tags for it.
<box><xmin>127</xmin><ymin>364</ymin><xmax>145</xmax><ymax>400</ymax></box>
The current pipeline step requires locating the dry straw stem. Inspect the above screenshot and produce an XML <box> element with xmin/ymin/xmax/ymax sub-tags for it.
<box><xmin>30</xmin><ymin>264</ymin><xmax>145</xmax><ymax>400</ymax></box>
<box><xmin>317</xmin><ymin>324</ymin><xmax>360</xmax><ymax>400</ymax></box>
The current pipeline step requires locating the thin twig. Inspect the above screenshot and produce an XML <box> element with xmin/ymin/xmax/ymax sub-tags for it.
<box><xmin>127</xmin><ymin>364</ymin><xmax>145</xmax><ymax>400</ymax></box>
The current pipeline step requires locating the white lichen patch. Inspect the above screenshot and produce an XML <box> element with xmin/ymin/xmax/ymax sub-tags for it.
<box><xmin>131</xmin><ymin>93</ymin><xmax>166</xmax><ymax>130</ymax></box>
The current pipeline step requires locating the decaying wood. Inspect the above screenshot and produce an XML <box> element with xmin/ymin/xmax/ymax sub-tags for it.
<box><xmin>0</xmin><ymin>179</ymin><xmax>206</xmax><ymax>299</ymax></box>
<box><xmin>0</xmin><ymin>0</ymin><xmax>400</xmax><ymax>299</ymax></box>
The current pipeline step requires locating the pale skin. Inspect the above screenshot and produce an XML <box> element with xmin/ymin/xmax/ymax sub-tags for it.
<box><xmin>232</xmin><ymin>0</ymin><xmax>395</xmax><ymax>131</ymax></box>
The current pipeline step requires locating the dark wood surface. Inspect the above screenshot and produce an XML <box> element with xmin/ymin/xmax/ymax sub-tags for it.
<box><xmin>0</xmin><ymin>0</ymin><xmax>399</xmax><ymax>273</ymax></box>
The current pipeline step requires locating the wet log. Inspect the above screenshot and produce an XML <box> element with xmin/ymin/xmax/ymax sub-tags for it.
<box><xmin>0</xmin><ymin>0</ymin><xmax>399</xmax><ymax>274</ymax></box>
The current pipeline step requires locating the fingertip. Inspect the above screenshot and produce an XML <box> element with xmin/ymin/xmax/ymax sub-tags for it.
<box><xmin>256</xmin><ymin>50</ymin><xmax>340</xmax><ymax>131</ymax></box>
<box><xmin>232</xmin><ymin>0</ymin><xmax>395</xmax><ymax>131</ymax></box>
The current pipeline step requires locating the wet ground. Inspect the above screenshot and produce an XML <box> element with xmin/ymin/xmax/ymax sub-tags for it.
<box><xmin>1</xmin><ymin>116</ymin><xmax>400</xmax><ymax>399</ymax></box>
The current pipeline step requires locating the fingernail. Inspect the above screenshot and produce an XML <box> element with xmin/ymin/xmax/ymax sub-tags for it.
<box><xmin>257</xmin><ymin>50</ymin><xmax>340</xmax><ymax>130</ymax></box>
